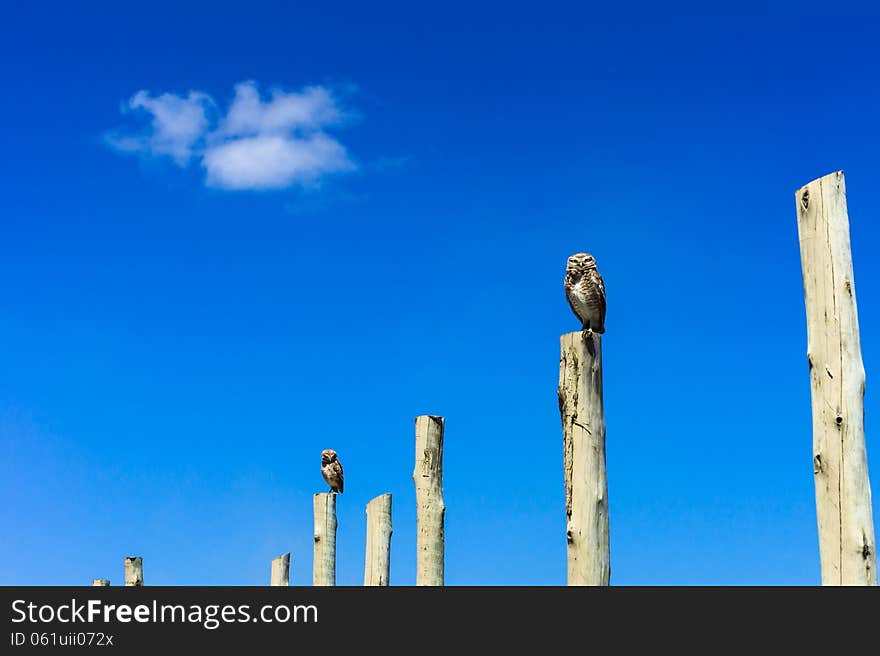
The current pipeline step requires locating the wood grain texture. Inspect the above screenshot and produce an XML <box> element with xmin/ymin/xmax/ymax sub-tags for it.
<box><xmin>124</xmin><ymin>556</ymin><xmax>143</xmax><ymax>587</ymax></box>
<box><xmin>559</xmin><ymin>331</ymin><xmax>609</xmax><ymax>585</ymax></box>
<box><xmin>414</xmin><ymin>415</ymin><xmax>445</xmax><ymax>586</ymax></box>
<box><xmin>313</xmin><ymin>493</ymin><xmax>337</xmax><ymax>586</ymax></box>
<box><xmin>364</xmin><ymin>493</ymin><xmax>392</xmax><ymax>586</ymax></box>
<box><xmin>270</xmin><ymin>552</ymin><xmax>290</xmax><ymax>586</ymax></box>
<box><xmin>796</xmin><ymin>171</ymin><xmax>876</xmax><ymax>585</ymax></box>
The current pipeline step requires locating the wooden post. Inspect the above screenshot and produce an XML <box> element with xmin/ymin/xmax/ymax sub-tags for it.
<box><xmin>313</xmin><ymin>493</ymin><xmax>337</xmax><ymax>586</ymax></box>
<box><xmin>92</xmin><ymin>579</ymin><xmax>110</xmax><ymax>586</ymax></box>
<box><xmin>414</xmin><ymin>415</ymin><xmax>445</xmax><ymax>586</ymax></box>
<box><xmin>124</xmin><ymin>556</ymin><xmax>143</xmax><ymax>587</ymax></box>
<box><xmin>795</xmin><ymin>171</ymin><xmax>877</xmax><ymax>585</ymax></box>
<box><xmin>559</xmin><ymin>330</ymin><xmax>609</xmax><ymax>585</ymax></box>
<box><xmin>364</xmin><ymin>493</ymin><xmax>392</xmax><ymax>586</ymax></box>
<box><xmin>271</xmin><ymin>552</ymin><xmax>290</xmax><ymax>586</ymax></box>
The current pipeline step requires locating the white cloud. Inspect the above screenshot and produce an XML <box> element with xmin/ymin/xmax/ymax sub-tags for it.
<box><xmin>216</xmin><ymin>82</ymin><xmax>342</xmax><ymax>138</ymax></box>
<box><xmin>204</xmin><ymin>133</ymin><xmax>354</xmax><ymax>190</ymax></box>
<box><xmin>107</xmin><ymin>81</ymin><xmax>355</xmax><ymax>190</ymax></box>
<box><xmin>108</xmin><ymin>91</ymin><xmax>211</xmax><ymax>165</ymax></box>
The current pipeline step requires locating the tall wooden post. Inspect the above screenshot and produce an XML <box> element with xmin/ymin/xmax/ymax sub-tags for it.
<box><xmin>124</xmin><ymin>556</ymin><xmax>143</xmax><ymax>587</ymax></box>
<box><xmin>92</xmin><ymin>579</ymin><xmax>110</xmax><ymax>586</ymax></box>
<box><xmin>559</xmin><ymin>331</ymin><xmax>609</xmax><ymax>585</ymax></box>
<box><xmin>271</xmin><ymin>552</ymin><xmax>290</xmax><ymax>586</ymax></box>
<box><xmin>364</xmin><ymin>493</ymin><xmax>392</xmax><ymax>586</ymax></box>
<box><xmin>414</xmin><ymin>415</ymin><xmax>445</xmax><ymax>586</ymax></box>
<box><xmin>795</xmin><ymin>170</ymin><xmax>877</xmax><ymax>585</ymax></box>
<box><xmin>313</xmin><ymin>493</ymin><xmax>337</xmax><ymax>586</ymax></box>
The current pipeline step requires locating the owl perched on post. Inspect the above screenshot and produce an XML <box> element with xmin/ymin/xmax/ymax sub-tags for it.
<box><xmin>321</xmin><ymin>449</ymin><xmax>344</xmax><ymax>493</ymax></box>
<box><xmin>564</xmin><ymin>253</ymin><xmax>606</xmax><ymax>334</ymax></box>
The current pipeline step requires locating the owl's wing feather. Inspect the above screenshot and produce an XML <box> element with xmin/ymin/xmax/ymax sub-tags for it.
<box><xmin>590</xmin><ymin>269</ymin><xmax>606</xmax><ymax>333</ymax></box>
<box><xmin>333</xmin><ymin>461</ymin><xmax>344</xmax><ymax>493</ymax></box>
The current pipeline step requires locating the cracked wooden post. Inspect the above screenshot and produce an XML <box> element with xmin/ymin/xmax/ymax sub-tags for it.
<box><xmin>364</xmin><ymin>493</ymin><xmax>392</xmax><ymax>586</ymax></box>
<box><xmin>559</xmin><ymin>331</ymin><xmax>609</xmax><ymax>585</ymax></box>
<box><xmin>92</xmin><ymin>579</ymin><xmax>110</xmax><ymax>586</ymax></box>
<box><xmin>313</xmin><ymin>493</ymin><xmax>337</xmax><ymax>586</ymax></box>
<box><xmin>414</xmin><ymin>415</ymin><xmax>445</xmax><ymax>586</ymax></box>
<box><xmin>270</xmin><ymin>552</ymin><xmax>290</xmax><ymax>586</ymax></box>
<box><xmin>795</xmin><ymin>171</ymin><xmax>877</xmax><ymax>585</ymax></box>
<box><xmin>124</xmin><ymin>556</ymin><xmax>143</xmax><ymax>587</ymax></box>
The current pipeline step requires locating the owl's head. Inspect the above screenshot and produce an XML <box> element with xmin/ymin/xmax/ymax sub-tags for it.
<box><xmin>321</xmin><ymin>449</ymin><xmax>338</xmax><ymax>465</ymax></box>
<box><xmin>566</xmin><ymin>252</ymin><xmax>597</xmax><ymax>273</ymax></box>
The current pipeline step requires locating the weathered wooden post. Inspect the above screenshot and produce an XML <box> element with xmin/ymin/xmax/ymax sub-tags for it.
<box><xmin>124</xmin><ymin>556</ymin><xmax>143</xmax><ymax>587</ymax></box>
<box><xmin>271</xmin><ymin>552</ymin><xmax>290</xmax><ymax>586</ymax></box>
<box><xmin>313</xmin><ymin>493</ymin><xmax>337</xmax><ymax>586</ymax></box>
<box><xmin>364</xmin><ymin>493</ymin><xmax>392</xmax><ymax>586</ymax></box>
<box><xmin>795</xmin><ymin>170</ymin><xmax>877</xmax><ymax>585</ymax></box>
<box><xmin>559</xmin><ymin>330</ymin><xmax>610</xmax><ymax>585</ymax></box>
<box><xmin>414</xmin><ymin>415</ymin><xmax>445</xmax><ymax>586</ymax></box>
<box><xmin>92</xmin><ymin>579</ymin><xmax>110</xmax><ymax>586</ymax></box>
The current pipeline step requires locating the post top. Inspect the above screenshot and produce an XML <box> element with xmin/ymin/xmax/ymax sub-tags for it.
<box><xmin>560</xmin><ymin>330</ymin><xmax>602</xmax><ymax>342</ymax></box>
<box><xmin>796</xmin><ymin>170</ymin><xmax>844</xmax><ymax>195</ymax></box>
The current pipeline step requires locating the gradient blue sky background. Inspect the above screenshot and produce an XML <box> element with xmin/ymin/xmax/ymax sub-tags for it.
<box><xmin>2</xmin><ymin>1</ymin><xmax>879</xmax><ymax>585</ymax></box>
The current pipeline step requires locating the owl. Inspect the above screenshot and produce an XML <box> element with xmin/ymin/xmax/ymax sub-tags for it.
<box><xmin>321</xmin><ymin>449</ymin><xmax>344</xmax><ymax>493</ymax></box>
<box><xmin>564</xmin><ymin>253</ymin><xmax>606</xmax><ymax>334</ymax></box>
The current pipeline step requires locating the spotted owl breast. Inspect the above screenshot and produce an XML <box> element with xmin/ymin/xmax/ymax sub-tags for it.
<box><xmin>568</xmin><ymin>280</ymin><xmax>594</xmax><ymax>318</ymax></box>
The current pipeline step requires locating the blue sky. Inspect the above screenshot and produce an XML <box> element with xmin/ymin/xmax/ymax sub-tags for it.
<box><xmin>2</xmin><ymin>1</ymin><xmax>879</xmax><ymax>585</ymax></box>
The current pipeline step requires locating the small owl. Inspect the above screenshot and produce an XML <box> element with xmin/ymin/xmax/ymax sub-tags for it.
<box><xmin>321</xmin><ymin>449</ymin><xmax>344</xmax><ymax>494</ymax></box>
<box><xmin>564</xmin><ymin>253</ymin><xmax>606</xmax><ymax>334</ymax></box>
